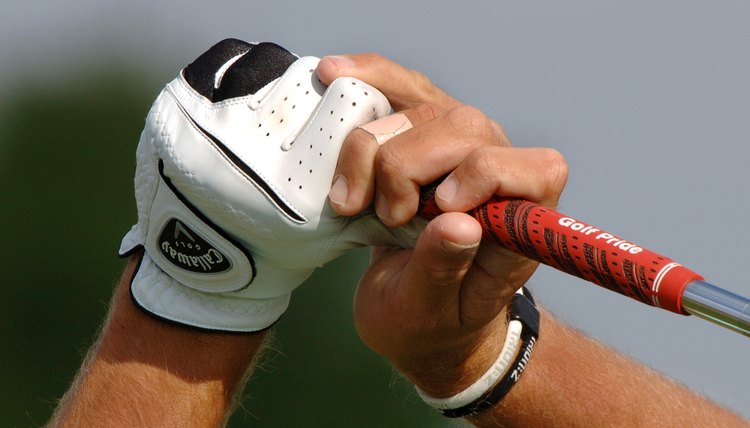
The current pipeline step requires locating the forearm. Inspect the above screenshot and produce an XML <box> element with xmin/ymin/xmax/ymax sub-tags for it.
<box><xmin>50</xmin><ymin>253</ymin><xmax>267</xmax><ymax>427</ymax></box>
<box><xmin>468</xmin><ymin>310</ymin><xmax>746</xmax><ymax>427</ymax></box>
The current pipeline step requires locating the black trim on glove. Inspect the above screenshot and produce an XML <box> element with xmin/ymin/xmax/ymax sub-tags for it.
<box><xmin>182</xmin><ymin>39</ymin><xmax>298</xmax><ymax>102</ymax></box>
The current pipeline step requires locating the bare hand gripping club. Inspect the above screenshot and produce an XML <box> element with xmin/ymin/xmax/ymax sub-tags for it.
<box><xmin>419</xmin><ymin>191</ymin><xmax>750</xmax><ymax>337</ymax></box>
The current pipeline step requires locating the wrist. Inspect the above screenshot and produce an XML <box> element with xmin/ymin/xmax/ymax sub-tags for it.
<box><xmin>53</xmin><ymin>254</ymin><xmax>268</xmax><ymax>427</ymax></box>
<box><xmin>409</xmin><ymin>288</ymin><xmax>540</xmax><ymax>418</ymax></box>
<box><xmin>397</xmin><ymin>312</ymin><xmax>508</xmax><ymax>398</ymax></box>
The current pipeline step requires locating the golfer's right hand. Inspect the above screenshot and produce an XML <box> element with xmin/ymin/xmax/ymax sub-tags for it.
<box><xmin>318</xmin><ymin>54</ymin><xmax>568</xmax><ymax>399</ymax></box>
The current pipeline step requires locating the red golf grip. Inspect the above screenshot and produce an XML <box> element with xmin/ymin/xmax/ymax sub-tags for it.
<box><xmin>419</xmin><ymin>192</ymin><xmax>703</xmax><ymax>315</ymax></box>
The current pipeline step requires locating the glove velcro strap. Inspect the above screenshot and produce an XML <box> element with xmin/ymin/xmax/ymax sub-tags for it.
<box><xmin>143</xmin><ymin>159</ymin><xmax>256</xmax><ymax>293</ymax></box>
<box><xmin>130</xmin><ymin>251</ymin><xmax>289</xmax><ymax>332</ymax></box>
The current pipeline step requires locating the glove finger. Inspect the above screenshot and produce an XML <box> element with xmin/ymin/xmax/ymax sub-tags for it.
<box><xmin>182</xmin><ymin>39</ymin><xmax>298</xmax><ymax>102</ymax></box>
<box><xmin>182</xmin><ymin>38</ymin><xmax>255</xmax><ymax>100</ymax></box>
<box><xmin>214</xmin><ymin>42</ymin><xmax>298</xmax><ymax>101</ymax></box>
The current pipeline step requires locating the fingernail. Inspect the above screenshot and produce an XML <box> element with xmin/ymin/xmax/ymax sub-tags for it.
<box><xmin>441</xmin><ymin>239</ymin><xmax>480</xmax><ymax>254</ymax></box>
<box><xmin>328</xmin><ymin>175</ymin><xmax>348</xmax><ymax>207</ymax></box>
<box><xmin>436</xmin><ymin>174</ymin><xmax>458</xmax><ymax>203</ymax></box>
<box><xmin>325</xmin><ymin>55</ymin><xmax>355</xmax><ymax>70</ymax></box>
<box><xmin>375</xmin><ymin>193</ymin><xmax>392</xmax><ymax>224</ymax></box>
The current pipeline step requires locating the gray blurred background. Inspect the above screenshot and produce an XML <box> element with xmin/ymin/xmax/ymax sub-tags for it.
<box><xmin>1</xmin><ymin>1</ymin><xmax>748</xmax><ymax>426</ymax></box>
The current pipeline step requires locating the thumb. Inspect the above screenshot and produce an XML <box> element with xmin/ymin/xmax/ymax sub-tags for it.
<box><xmin>401</xmin><ymin>212</ymin><xmax>482</xmax><ymax>310</ymax></box>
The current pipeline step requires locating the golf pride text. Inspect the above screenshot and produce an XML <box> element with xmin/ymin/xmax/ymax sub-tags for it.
<box><xmin>558</xmin><ymin>217</ymin><xmax>643</xmax><ymax>255</ymax></box>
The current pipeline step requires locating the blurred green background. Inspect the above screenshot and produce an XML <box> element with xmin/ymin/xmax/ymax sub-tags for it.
<box><xmin>3</xmin><ymin>1</ymin><xmax>749</xmax><ymax>425</ymax></box>
<box><xmin>0</xmin><ymin>70</ymin><xmax>448</xmax><ymax>427</ymax></box>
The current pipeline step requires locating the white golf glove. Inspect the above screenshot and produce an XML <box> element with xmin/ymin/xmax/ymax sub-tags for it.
<box><xmin>119</xmin><ymin>39</ymin><xmax>424</xmax><ymax>332</ymax></box>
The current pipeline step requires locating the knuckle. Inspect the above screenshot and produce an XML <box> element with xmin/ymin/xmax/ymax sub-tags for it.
<box><xmin>460</xmin><ymin>147</ymin><xmax>502</xmax><ymax>195</ymax></box>
<box><xmin>468</xmin><ymin>146</ymin><xmax>500</xmax><ymax>176</ymax></box>
<box><xmin>407</xmin><ymin>70</ymin><xmax>457</xmax><ymax>108</ymax></box>
<box><xmin>445</xmin><ymin>105</ymin><xmax>494</xmax><ymax>141</ymax></box>
<box><xmin>348</xmin><ymin>129</ymin><xmax>378</xmax><ymax>151</ymax></box>
<box><xmin>411</xmin><ymin>103</ymin><xmax>444</xmax><ymax>123</ymax></box>
<box><xmin>406</xmin><ymin>68</ymin><xmax>435</xmax><ymax>93</ymax></box>
<box><xmin>359</xmin><ymin>52</ymin><xmax>386</xmax><ymax>65</ymax></box>
<box><xmin>491</xmin><ymin>121</ymin><xmax>511</xmax><ymax>146</ymax></box>
<box><xmin>340</xmin><ymin>130</ymin><xmax>378</xmax><ymax>168</ymax></box>
<box><xmin>428</xmin><ymin>266</ymin><xmax>463</xmax><ymax>287</ymax></box>
<box><xmin>375</xmin><ymin>143</ymin><xmax>406</xmax><ymax>179</ymax></box>
<box><xmin>538</xmin><ymin>148</ymin><xmax>569</xmax><ymax>194</ymax></box>
<box><xmin>420</xmin><ymin>249</ymin><xmax>468</xmax><ymax>287</ymax></box>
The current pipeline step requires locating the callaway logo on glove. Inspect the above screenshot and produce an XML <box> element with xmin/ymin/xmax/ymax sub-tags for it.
<box><xmin>119</xmin><ymin>39</ymin><xmax>424</xmax><ymax>332</ymax></box>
